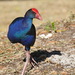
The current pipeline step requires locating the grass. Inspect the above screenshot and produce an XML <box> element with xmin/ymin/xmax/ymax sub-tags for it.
<box><xmin>44</xmin><ymin>22</ymin><xmax>51</xmax><ymax>32</ymax></box>
<box><xmin>44</xmin><ymin>21</ymin><xmax>56</xmax><ymax>32</ymax></box>
<box><xmin>0</xmin><ymin>0</ymin><xmax>75</xmax><ymax>32</ymax></box>
<box><xmin>0</xmin><ymin>15</ymin><xmax>75</xmax><ymax>75</ymax></box>
<box><xmin>51</xmin><ymin>22</ymin><xmax>56</xmax><ymax>31</ymax></box>
<box><xmin>44</xmin><ymin>13</ymin><xmax>75</xmax><ymax>33</ymax></box>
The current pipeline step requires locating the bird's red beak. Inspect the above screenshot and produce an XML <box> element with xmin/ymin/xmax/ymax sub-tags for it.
<box><xmin>35</xmin><ymin>13</ymin><xmax>42</xmax><ymax>20</ymax></box>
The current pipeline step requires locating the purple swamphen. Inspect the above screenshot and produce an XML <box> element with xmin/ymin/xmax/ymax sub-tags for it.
<box><xmin>7</xmin><ymin>8</ymin><xmax>42</xmax><ymax>75</ymax></box>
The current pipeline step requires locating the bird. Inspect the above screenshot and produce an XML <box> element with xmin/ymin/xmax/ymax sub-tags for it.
<box><xmin>7</xmin><ymin>8</ymin><xmax>42</xmax><ymax>75</ymax></box>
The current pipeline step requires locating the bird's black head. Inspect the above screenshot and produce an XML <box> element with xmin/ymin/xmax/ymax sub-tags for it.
<box><xmin>25</xmin><ymin>8</ymin><xmax>42</xmax><ymax>20</ymax></box>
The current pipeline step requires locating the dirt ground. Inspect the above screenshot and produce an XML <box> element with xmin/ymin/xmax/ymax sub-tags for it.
<box><xmin>0</xmin><ymin>16</ymin><xmax>75</xmax><ymax>75</ymax></box>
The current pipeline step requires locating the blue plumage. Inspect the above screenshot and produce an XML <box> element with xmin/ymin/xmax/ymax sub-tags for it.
<box><xmin>7</xmin><ymin>10</ymin><xmax>36</xmax><ymax>51</ymax></box>
<box><xmin>7</xmin><ymin>8</ymin><xmax>42</xmax><ymax>75</ymax></box>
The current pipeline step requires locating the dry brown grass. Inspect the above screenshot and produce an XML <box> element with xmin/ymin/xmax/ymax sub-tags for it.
<box><xmin>0</xmin><ymin>0</ymin><xmax>75</xmax><ymax>32</ymax></box>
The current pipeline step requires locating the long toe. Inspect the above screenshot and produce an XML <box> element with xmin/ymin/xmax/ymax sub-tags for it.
<box><xmin>30</xmin><ymin>61</ymin><xmax>35</xmax><ymax>67</ymax></box>
<box><xmin>30</xmin><ymin>56</ymin><xmax>39</xmax><ymax>67</ymax></box>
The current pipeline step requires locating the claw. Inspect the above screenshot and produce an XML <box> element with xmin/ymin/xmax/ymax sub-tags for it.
<box><xmin>30</xmin><ymin>56</ymin><xmax>39</xmax><ymax>67</ymax></box>
<box><xmin>31</xmin><ymin>57</ymin><xmax>39</xmax><ymax>67</ymax></box>
<box><xmin>30</xmin><ymin>60</ymin><xmax>35</xmax><ymax>67</ymax></box>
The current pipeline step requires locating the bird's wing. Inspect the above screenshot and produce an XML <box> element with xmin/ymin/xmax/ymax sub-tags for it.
<box><xmin>8</xmin><ymin>17</ymin><xmax>32</xmax><ymax>39</ymax></box>
<box><xmin>16</xmin><ymin>24</ymin><xmax>36</xmax><ymax>39</ymax></box>
<box><xmin>20</xmin><ymin>24</ymin><xmax>36</xmax><ymax>46</ymax></box>
<box><xmin>14</xmin><ymin>24</ymin><xmax>32</xmax><ymax>39</ymax></box>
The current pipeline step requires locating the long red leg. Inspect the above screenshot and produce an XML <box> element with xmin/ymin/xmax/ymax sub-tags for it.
<box><xmin>21</xmin><ymin>51</ymin><xmax>30</xmax><ymax>75</ymax></box>
<box><xmin>21</xmin><ymin>51</ymin><xmax>39</xmax><ymax>75</ymax></box>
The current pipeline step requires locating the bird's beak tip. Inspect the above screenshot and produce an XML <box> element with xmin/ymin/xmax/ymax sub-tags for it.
<box><xmin>38</xmin><ymin>16</ymin><xmax>42</xmax><ymax>20</ymax></box>
<box><xmin>35</xmin><ymin>13</ymin><xmax>42</xmax><ymax>20</ymax></box>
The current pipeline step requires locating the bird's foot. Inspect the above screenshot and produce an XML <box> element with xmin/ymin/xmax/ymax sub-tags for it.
<box><xmin>21</xmin><ymin>51</ymin><xmax>30</xmax><ymax>75</ymax></box>
<box><xmin>21</xmin><ymin>51</ymin><xmax>39</xmax><ymax>75</ymax></box>
<box><xmin>30</xmin><ymin>56</ymin><xmax>39</xmax><ymax>67</ymax></box>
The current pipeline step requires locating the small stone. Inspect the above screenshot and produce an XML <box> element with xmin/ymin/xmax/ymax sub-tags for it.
<box><xmin>45</xmin><ymin>58</ymin><xmax>50</xmax><ymax>62</ymax></box>
<box><xmin>0</xmin><ymin>50</ymin><xmax>4</xmax><ymax>54</ymax></box>
<box><xmin>45</xmin><ymin>58</ymin><xmax>54</xmax><ymax>64</ymax></box>
<box><xmin>50</xmin><ymin>71</ymin><xmax>58</xmax><ymax>75</ymax></box>
<box><xmin>0</xmin><ymin>65</ymin><xmax>5</xmax><ymax>69</ymax></box>
<box><xmin>72</xmin><ymin>33</ymin><xmax>75</xmax><ymax>38</ymax></box>
<box><xmin>70</xmin><ymin>24</ymin><xmax>75</xmax><ymax>27</ymax></box>
<box><xmin>47</xmin><ymin>41</ymin><xmax>58</xmax><ymax>44</ymax></box>
<box><xmin>33</xmin><ymin>69</ymin><xmax>40</xmax><ymax>73</ymax></box>
<box><xmin>45</xmin><ymin>33</ymin><xmax>52</xmax><ymax>38</ymax></box>
<box><xmin>60</xmin><ymin>71</ymin><xmax>68</xmax><ymax>75</ymax></box>
<box><xmin>39</xmin><ymin>34</ymin><xmax>45</xmax><ymax>38</ymax></box>
<box><xmin>39</xmin><ymin>33</ymin><xmax>52</xmax><ymax>39</ymax></box>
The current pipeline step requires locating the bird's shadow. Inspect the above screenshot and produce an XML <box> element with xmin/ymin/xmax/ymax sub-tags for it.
<box><xmin>23</xmin><ymin>50</ymin><xmax>62</xmax><ymax>63</ymax></box>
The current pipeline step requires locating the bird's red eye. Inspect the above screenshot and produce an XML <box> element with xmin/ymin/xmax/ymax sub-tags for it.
<box><xmin>32</xmin><ymin>8</ymin><xmax>39</xmax><ymax>14</ymax></box>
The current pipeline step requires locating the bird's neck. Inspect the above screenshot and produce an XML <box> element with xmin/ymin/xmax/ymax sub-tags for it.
<box><xmin>23</xmin><ymin>16</ymin><xmax>33</xmax><ymax>27</ymax></box>
<box><xmin>22</xmin><ymin>16</ymin><xmax>33</xmax><ymax>34</ymax></box>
